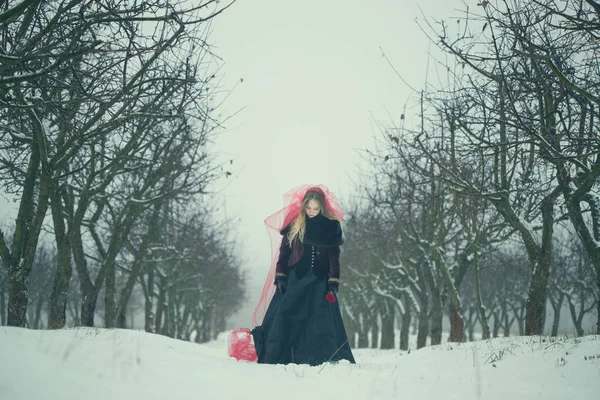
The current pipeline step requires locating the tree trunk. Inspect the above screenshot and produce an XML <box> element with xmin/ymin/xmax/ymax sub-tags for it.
<box><xmin>3</xmin><ymin>133</ymin><xmax>50</xmax><ymax>327</ymax></box>
<box><xmin>72</xmin><ymin>224</ymin><xmax>97</xmax><ymax>327</ymax></box>
<box><xmin>567</xmin><ymin>298</ymin><xmax>585</xmax><ymax>337</ymax></box>
<box><xmin>214</xmin><ymin>312</ymin><xmax>226</xmax><ymax>340</ymax></box>
<box><xmin>115</xmin><ymin>204</ymin><xmax>160</xmax><ymax>328</ymax></box>
<box><xmin>7</xmin><ymin>271</ymin><xmax>29</xmax><ymax>327</ymax></box>
<box><xmin>196</xmin><ymin>322</ymin><xmax>204</xmax><ymax>343</ymax></box>
<box><xmin>568</xmin><ymin>200</ymin><xmax>600</xmax><ymax>334</ymax></box>
<box><xmin>48</xmin><ymin>203</ymin><xmax>72</xmax><ymax>329</ymax></box>
<box><xmin>81</xmin><ymin>295</ymin><xmax>97</xmax><ymax>327</ymax></box>
<box><xmin>357</xmin><ymin>313</ymin><xmax>369</xmax><ymax>348</ymax></box>
<box><xmin>429</xmin><ymin>294</ymin><xmax>443</xmax><ymax>346</ymax></box>
<box><xmin>179</xmin><ymin>305</ymin><xmax>191</xmax><ymax>340</ymax></box>
<box><xmin>357</xmin><ymin>331</ymin><xmax>369</xmax><ymax>348</ymax></box>
<box><xmin>492</xmin><ymin>311</ymin><xmax>501</xmax><ymax>337</ymax></box>
<box><xmin>473</xmin><ymin>246</ymin><xmax>490</xmax><ymax>339</ymax></box>
<box><xmin>370</xmin><ymin>317</ymin><xmax>379</xmax><ymax>349</ymax></box>
<box><xmin>489</xmin><ymin>180</ymin><xmax>558</xmax><ymax>336</ymax></box>
<box><xmin>596</xmin><ymin>274</ymin><xmax>600</xmax><ymax>335</ymax></box>
<box><xmin>499</xmin><ymin>304</ymin><xmax>507</xmax><ymax>336</ymax></box>
<box><xmin>104</xmin><ymin>260</ymin><xmax>116</xmax><ymax>328</ymax></box>
<box><xmin>503</xmin><ymin>305</ymin><xmax>513</xmax><ymax>337</ymax></box>
<box><xmin>512</xmin><ymin>304</ymin><xmax>526</xmax><ymax>335</ymax></box>
<box><xmin>201</xmin><ymin>307</ymin><xmax>212</xmax><ymax>343</ymax></box>
<box><xmin>549</xmin><ymin>293</ymin><xmax>563</xmax><ymax>336</ymax></box>
<box><xmin>166</xmin><ymin>287</ymin><xmax>177</xmax><ymax>337</ymax></box>
<box><xmin>144</xmin><ymin>269</ymin><xmax>155</xmax><ymax>333</ymax></box>
<box><xmin>48</xmin><ymin>180</ymin><xmax>73</xmax><ymax>329</ymax></box>
<box><xmin>0</xmin><ymin>285</ymin><xmax>5</xmax><ymax>325</ymax></box>
<box><xmin>435</xmin><ymin>246</ymin><xmax>467</xmax><ymax>343</ymax></box>
<box><xmin>399</xmin><ymin>295</ymin><xmax>411</xmax><ymax>350</ymax></box>
<box><xmin>416</xmin><ymin>312</ymin><xmax>429</xmax><ymax>349</ymax></box>
<box><xmin>466</xmin><ymin>308</ymin><xmax>477</xmax><ymax>341</ymax></box>
<box><xmin>48</xmin><ymin>239</ymin><xmax>72</xmax><ymax>329</ymax></box>
<box><xmin>380</xmin><ymin>302</ymin><xmax>395</xmax><ymax>349</ymax></box>
<box><xmin>155</xmin><ymin>282</ymin><xmax>166</xmax><ymax>334</ymax></box>
<box><xmin>449</xmin><ymin>302</ymin><xmax>465</xmax><ymax>342</ymax></box>
<box><xmin>103</xmin><ymin>203</ymin><xmax>148</xmax><ymax>329</ymax></box>
<box><xmin>524</xmin><ymin>191</ymin><xmax>557</xmax><ymax>335</ymax></box>
<box><xmin>86</xmin><ymin>210</ymin><xmax>138</xmax><ymax>328</ymax></box>
<box><xmin>117</xmin><ymin>309</ymin><xmax>127</xmax><ymax>329</ymax></box>
<box><xmin>163</xmin><ymin>289</ymin><xmax>172</xmax><ymax>337</ymax></box>
<box><xmin>524</xmin><ymin>263</ymin><xmax>550</xmax><ymax>335</ymax></box>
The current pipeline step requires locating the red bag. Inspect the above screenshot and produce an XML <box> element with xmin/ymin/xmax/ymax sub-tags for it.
<box><xmin>228</xmin><ymin>328</ymin><xmax>258</xmax><ymax>362</ymax></box>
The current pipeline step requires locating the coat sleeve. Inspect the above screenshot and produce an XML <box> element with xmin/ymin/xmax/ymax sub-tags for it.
<box><xmin>275</xmin><ymin>235</ymin><xmax>291</xmax><ymax>280</ymax></box>
<box><xmin>328</xmin><ymin>246</ymin><xmax>341</xmax><ymax>286</ymax></box>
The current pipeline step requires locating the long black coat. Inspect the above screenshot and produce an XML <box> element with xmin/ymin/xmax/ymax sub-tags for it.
<box><xmin>252</xmin><ymin>215</ymin><xmax>355</xmax><ymax>366</ymax></box>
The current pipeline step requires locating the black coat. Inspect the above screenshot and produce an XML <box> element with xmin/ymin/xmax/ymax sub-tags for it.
<box><xmin>252</xmin><ymin>214</ymin><xmax>355</xmax><ymax>365</ymax></box>
<box><xmin>276</xmin><ymin>214</ymin><xmax>343</xmax><ymax>283</ymax></box>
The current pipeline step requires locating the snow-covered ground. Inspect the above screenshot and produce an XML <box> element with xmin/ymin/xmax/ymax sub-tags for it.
<box><xmin>1</xmin><ymin>326</ymin><xmax>598</xmax><ymax>400</ymax></box>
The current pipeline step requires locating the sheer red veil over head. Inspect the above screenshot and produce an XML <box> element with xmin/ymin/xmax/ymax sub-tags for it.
<box><xmin>252</xmin><ymin>184</ymin><xmax>344</xmax><ymax>327</ymax></box>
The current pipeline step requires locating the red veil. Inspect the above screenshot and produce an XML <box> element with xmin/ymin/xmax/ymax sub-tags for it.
<box><xmin>252</xmin><ymin>184</ymin><xmax>344</xmax><ymax>327</ymax></box>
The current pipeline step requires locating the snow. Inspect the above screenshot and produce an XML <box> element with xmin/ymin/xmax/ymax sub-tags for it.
<box><xmin>0</xmin><ymin>327</ymin><xmax>599</xmax><ymax>400</ymax></box>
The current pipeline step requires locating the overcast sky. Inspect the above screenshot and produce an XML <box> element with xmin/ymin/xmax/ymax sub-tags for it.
<box><xmin>208</xmin><ymin>0</ymin><xmax>467</xmax><ymax>326</ymax></box>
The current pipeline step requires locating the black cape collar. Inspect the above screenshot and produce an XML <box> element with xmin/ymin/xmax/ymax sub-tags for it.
<box><xmin>281</xmin><ymin>213</ymin><xmax>343</xmax><ymax>247</ymax></box>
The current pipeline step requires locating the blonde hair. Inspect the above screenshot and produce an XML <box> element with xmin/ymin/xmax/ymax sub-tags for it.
<box><xmin>286</xmin><ymin>189</ymin><xmax>339</xmax><ymax>246</ymax></box>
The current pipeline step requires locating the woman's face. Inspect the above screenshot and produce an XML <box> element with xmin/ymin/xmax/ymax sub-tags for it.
<box><xmin>305</xmin><ymin>199</ymin><xmax>321</xmax><ymax>218</ymax></box>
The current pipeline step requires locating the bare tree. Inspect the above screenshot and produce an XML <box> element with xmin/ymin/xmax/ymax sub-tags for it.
<box><xmin>141</xmin><ymin>206</ymin><xmax>244</xmax><ymax>341</ymax></box>
<box><xmin>413</xmin><ymin>0</ymin><xmax>583</xmax><ymax>335</ymax></box>
<box><xmin>549</xmin><ymin>233</ymin><xmax>597</xmax><ymax>335</ymax></box>
<box><xmin>26</xmin><ymin>242</ymin><xmax>56</xmax><ymax>329</ymax></box>
<box><xmin>0</xmin><ymin>0</ymin><xmax>235</xmax><ymax>328</ymax></box>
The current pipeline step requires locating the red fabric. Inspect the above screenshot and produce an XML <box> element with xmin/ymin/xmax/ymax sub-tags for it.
<box><xmin>325</xmin><ymin>292</ymin><xmax>336</xmax><ymax>303</ymax></box>
<box><xmin>228</xmin><ymin>328</ymin><xmax>258</xmax><ymax>362</ymax></box>
<box><xmin>252</xmin><ymin>184</ymin><xmax>344</xmax><ymax>327</ymax></box>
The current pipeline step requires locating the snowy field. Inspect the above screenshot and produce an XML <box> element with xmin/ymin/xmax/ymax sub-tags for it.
<box><xmin>0</xmin><ymin>326</ymin><xmax>598</xmax><ymax>400</ymax></box>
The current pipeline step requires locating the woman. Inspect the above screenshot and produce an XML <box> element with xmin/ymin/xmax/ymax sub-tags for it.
<box><xmin>251</xmin><ymin>184</ymin><xmax>356</xmax><ymax>366</ymax></box>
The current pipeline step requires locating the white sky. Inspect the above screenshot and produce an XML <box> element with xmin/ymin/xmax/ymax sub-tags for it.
<box><xmin>1</xmin><ymin>326</ymin><xmax>598</xmax><ymax>399</ymax></box>
<box><xmin>208</xmin><ymin>0</ymin><xmax>467</xmax><ymax>326</ymax></box>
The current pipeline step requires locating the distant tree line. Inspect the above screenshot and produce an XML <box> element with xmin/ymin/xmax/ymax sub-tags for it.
<box><xmin>0</xmin><ymin>0</ymin><xmax>244</xmax><ymax>342</ymax></box>
<box><xmin>341</xmin><ymin>0</ymin><xmax>599</xmax><ymax>349</ymax></box>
